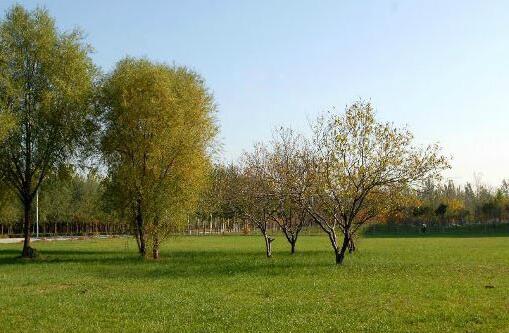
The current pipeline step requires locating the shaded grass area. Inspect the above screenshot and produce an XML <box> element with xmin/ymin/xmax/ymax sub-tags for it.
<box><xmin>0</xmin><ymin>236</ymin><xmax>508</xmax><ymax>332</ymax></box>
<box><xmin>364</xmin><ymin>232</ymin><xmax>509</xmax><ymax>238</ymax></box>
<box><xmin>363</xmin><ymin>223</ymin><xmax>509</xmax><ymax>238</ymax></box>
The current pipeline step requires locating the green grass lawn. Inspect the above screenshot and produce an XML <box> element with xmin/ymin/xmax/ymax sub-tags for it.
<box><xmin>0</xmin><ymin>235</ymin><xmax>508</xmax><ymax>332</ymax></box>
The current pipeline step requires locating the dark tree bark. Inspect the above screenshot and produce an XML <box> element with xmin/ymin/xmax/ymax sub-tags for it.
<box><xmin>309</xmin><ymin>213</ymin><xmax>350</xmax><ymax>265</ymax></box>
<box><xmin>137</xmin><ymin>229</ymin><xmax>146</xmax><ymax>258</ymax></box>
<box><xmin>134</xmin><ymin>229</ymin><xmax>141</xmax><ymax>251</ymax></box>
<box><xmin>151</xmin><ymin>218</ymin><xmax>160</xmax><ymax>259</ymax></box>
<box><xmin>271</xmin><ymin>212</ymin><xmax>305</xmax><ymax>255</ymax></box>
<box><xmin>21</xmin><ymin>197</ymin><xmax>34</xmax><ymax>258</ymax></box>
<box><xmin>290</xmin><ymin>238</ymin><xmax>296</xmax><ymax>254</ymax></box>
<box><xmin>134</xmin><ymin>200</ymin><xmax>146</xmax><ymax>257</ymax></box>
<box><xmin>279</xmin><ymin>225</ymin><xmax>300</xmax><ymax>255</ymax></box>
<box><xmin>335</xmin><ymin>232</ymin><xmax>350</xmax><ymax>264</ymax></box>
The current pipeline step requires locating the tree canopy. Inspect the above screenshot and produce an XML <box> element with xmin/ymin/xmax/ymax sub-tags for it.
<box><xmin>100</xmin><ymin>58</ymin><xmax>217</xmax><ymax>258</ymax></box>
<box><xmin>0</xmin><ymin>5</ymin><xmax>97</xmax><ymax>257</ymax></box>
<box><xmin>305</xmin><ymin>101</ymin><xmax>449</xmax><ymax>263</ymax></box>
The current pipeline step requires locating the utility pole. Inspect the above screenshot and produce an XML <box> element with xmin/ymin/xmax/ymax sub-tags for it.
<box><xmin>36</xmin><ymin>189</ymin><xmax>39</xmax><ymax>238</ymax></box>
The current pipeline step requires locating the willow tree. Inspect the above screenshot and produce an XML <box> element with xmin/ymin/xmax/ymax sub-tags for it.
<box><xmin>101</xmin><ymin>58</ymin><xmax>217</xmax><ymax>259</ymax></box>
<box><xmin>0</xmin><ymin>6</ymin><xmax>96</xmax><ymax>257</ymax></box>
<box><xmin>307</xmin><ymin>101</ymin><xmax>449</xmax><ymax>264</ymax></box>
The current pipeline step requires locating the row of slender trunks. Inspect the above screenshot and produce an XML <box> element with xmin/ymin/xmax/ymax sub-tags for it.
<box><xmin>259</xmin><ymin>225</ymin><xmax>356</xmax><ymax>264</ymax></box>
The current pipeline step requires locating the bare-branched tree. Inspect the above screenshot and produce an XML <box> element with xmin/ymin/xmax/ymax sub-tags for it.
<box><xmin>264</xmin><ymin>127</ymin><xmax>312</xmax><ymax>254</ymax></box>
<box><xmin>239</xmin><ymin>145</ymin><xmax>277</xmax><ymax>257</ymax></box>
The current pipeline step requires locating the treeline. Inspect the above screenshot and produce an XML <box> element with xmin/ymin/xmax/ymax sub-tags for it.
<box><xmin>0</xmin><ymin>167</ymin><xmax>127</xmax><ymax>236</ymax></box>
<box><xmin>385</xmin><ymin>179</ymin><xmax>509</xmax><ymax>225</ymax></box>
<box><xmin>3</xmin><ymin>168</ymin><xmax>506</xmax><ymax>238</ymax></box>
<box><xmin>195</xmin><ymin>171</ymin><xmax>509</xmax><ymax>237</ymax></box>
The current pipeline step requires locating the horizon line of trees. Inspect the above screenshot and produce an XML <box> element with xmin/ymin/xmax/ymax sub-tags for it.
<box><xmin>2</xmin><ymin>170</ymin><xmax>508</xmax><ymax>234</ymax></box>
<box><xmin>2</xmin><ymin>171</ymin><xmax>509</xmax><ymax>238</ymax></box>
<box><xmin>385</xmin><ymin>178</ymin><xmax>509</xmax><ymax>225</ymax></box>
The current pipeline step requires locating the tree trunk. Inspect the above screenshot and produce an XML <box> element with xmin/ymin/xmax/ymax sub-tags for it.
<box><xmin>135</xmin><ymin>229</ymin><xmax>141</xmax><ymax>251</ymax></box>
<box><xmin>335</xmin><ymin>232</ymin><xmax>350</xmax><ymax>265</ymax></box>
<box><xmin>264</xmin><ymin>233</ymin><xmax>274</xmax><ymax>258</ymax></box>
<box><xmin>290</xmin><ymin>238</ymin><xmax>296</xmax><ymax>254</ymax></box>
<box><xmin>135</xmin><ymin>206</ymin><xmax>146</xmax><ymax>258</ymax></box>
<box><xmin>281</xmin><ymin>227</ymin><xmax>299</xmax><ymax>255</ymax></box>
<box><xmin>138</xmin><ymin>233</ymin><xmax>146</xmax><ymax>257</ymax></box>
<box><xmin>21</xmin><ymin>199</ymin><xmax>34</xmax><ymax>258</ymax></box>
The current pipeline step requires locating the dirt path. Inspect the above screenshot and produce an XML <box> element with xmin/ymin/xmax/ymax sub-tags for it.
<box><xmin>0</xmin><ymin>238</ymin><xmax>24</xmax><ymax>244</ymax></box>
<box><xmin>0</xmin><ymin>236</ymin><xmax>114</xmax><ymax>244</ymax></box>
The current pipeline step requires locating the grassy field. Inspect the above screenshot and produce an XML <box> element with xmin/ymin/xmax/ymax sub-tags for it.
<box><xmin>0</xmin><ymin>235</ymin><xmax>508</xmax><ymax>332</ymax></box>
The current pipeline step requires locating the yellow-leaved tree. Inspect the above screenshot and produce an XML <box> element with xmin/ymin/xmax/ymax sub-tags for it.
<box><xmin>100</xmin><ymin>58</ymin><xmax>217</xmax><ymax>259</ymax></box>
<box><xmin>306</xmin><ymin>101</ymin><xmax>450</xmax><ymax>264</ymax></box>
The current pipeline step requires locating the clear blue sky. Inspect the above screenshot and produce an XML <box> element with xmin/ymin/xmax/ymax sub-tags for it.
<box><xmin>2</xmin><ymin>1</ymin><xmax>508</xmax><ymax>186</ymax></box>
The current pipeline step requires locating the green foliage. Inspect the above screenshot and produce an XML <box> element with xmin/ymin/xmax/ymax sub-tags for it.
<box><xmin>0</xmin><ymin>183</ymin><xmax>20</xmax><ymax>226</ymax></box>
<box><xmin>0</xmin><ymin>112</ymin><xmax>15</xmax><ymax>141</ymax></box>
<box><xmin>0</xmin><ymin>5</ymin><xmax>97</xmax><ymax>174</ymax></box>
<box><xmin>39</xmin><ymin>167</ymin><xmax>107</xmax><ymax>226</ymax></box>
<box><xmin>196</xmin><ymin>163</ymin><xmax>243</xmax><ymax>220</ymax></box>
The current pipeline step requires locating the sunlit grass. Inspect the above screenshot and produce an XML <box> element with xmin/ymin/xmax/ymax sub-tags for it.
<box><xmin>1</xmin><ymin>235</ymin><xmax>508</xmax><ymax>332</ymax></box>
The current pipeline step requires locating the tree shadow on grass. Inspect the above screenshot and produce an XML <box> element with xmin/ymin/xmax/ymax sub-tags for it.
<box><xmin>0</xmin><ymin>246</ymin><xmax>338</xmax><ymax>279</ymax></box>
<box><xmin>364</xmin><ymin>232</ymin><xmax>509</xmax><ymax>239</ymax></box>
<box><xmin>0</xmin><ymin>248</ymin><xmax>138</xmax><ymax>262</ymax></box>
<box><xmin>91</xmin><ymin>250</ymin><xmax>338</xmax><ymax>280</ymax></box>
